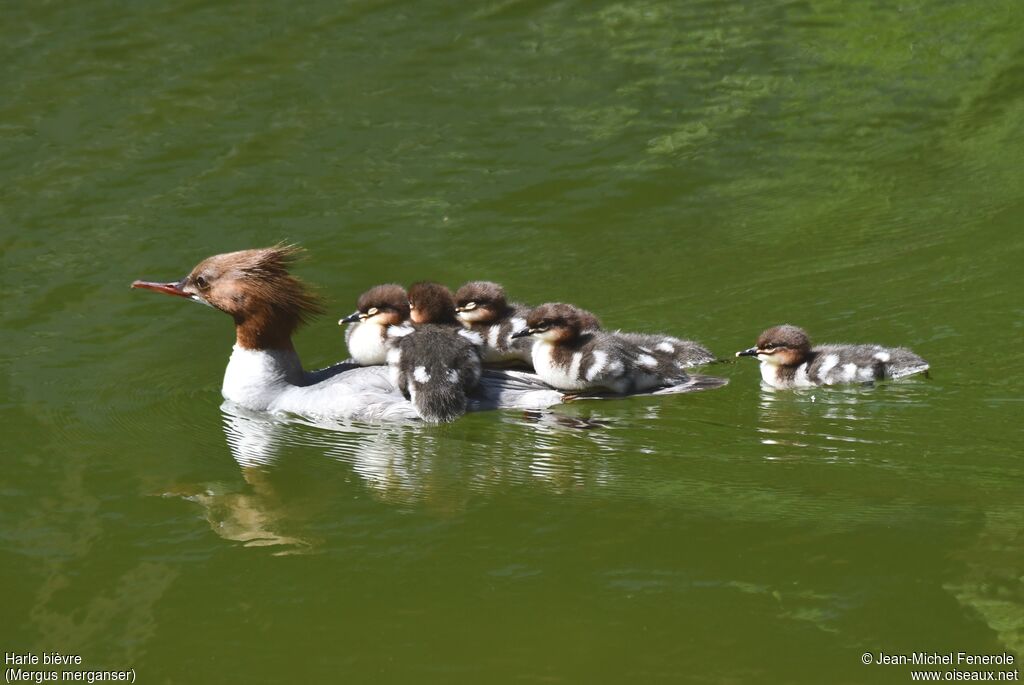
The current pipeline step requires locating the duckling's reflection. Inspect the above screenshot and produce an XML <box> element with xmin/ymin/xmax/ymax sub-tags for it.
<box><xmin>753</xmin><ymin>384</ymin><xmax>917</xmax><ymax>462</ymax></box>
<box><xmin>184</xmin><ymin>400</ymin><xmax>629</xmax><ymax>551</ymax></box>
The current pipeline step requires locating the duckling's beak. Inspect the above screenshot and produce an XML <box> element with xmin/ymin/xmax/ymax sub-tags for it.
<box><xmin>131</xmin><ymin>279</ymin><xmax>191</xmax><ymax>299</ymax></box>
<box><xmin>339</xmin><ymin>311</ymin><xmax>362</xmax><ymax>325</ymax></box>
<box><xmin>510</xmin><ymin>328</ymin><xmax>533</xmax><ymax>339</ymax></box>
<box><xmin>736</xmin><ymin>346</ymin><xmax>760</xmax><ymax>358</ymax></box>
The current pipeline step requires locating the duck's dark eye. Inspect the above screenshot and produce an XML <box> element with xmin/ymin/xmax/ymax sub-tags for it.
<box><xmin>194</xmin><ymin>275</ymin><xmax>209</xmax><ymax>290</ymax></box>
<box><xmin>763</xmin><ymin>344</ymin><xmax>775</xmax><ymax>351</ymax></box>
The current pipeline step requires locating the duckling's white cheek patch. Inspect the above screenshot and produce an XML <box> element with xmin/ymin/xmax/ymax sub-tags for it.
<box><xmin>537</xmin><ymin>330</ymin><xmax>561</xmax><ymax>342</ymax></box>
<box><xmin>457</xmin><ymin>310</ymin><xmax>486</xmax><ymax>323</ymax></box>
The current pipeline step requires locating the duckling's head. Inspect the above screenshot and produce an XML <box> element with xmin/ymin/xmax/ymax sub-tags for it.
<box><xmin>339</xmin><ymin>284</ymin><xmax>410</xmax><ymax>327</ymax></box>
<box><xmin>736</xmin><ymin>324</ymin><xmax>811</xmax><ymax>366</ymax></box>
<box><xmin>454</xmin><ymin>281</ymin><xmax>509</xmax><ymax>324</ymax></box>
<box><xmin>513</xmin><ymin>303</ymin><xmax>595</xmax><ymax>344</ymax></box>
<box><xmin>408</xmin><ymin>281</ymin><xmax>457</xmax><ymax>325</ymax></box>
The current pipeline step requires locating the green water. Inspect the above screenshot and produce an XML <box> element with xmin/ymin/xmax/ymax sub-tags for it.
<box><xmin>3</xmin><ymin>0</ymin><xmax>1023</xmax><ymax>682</ymax></box>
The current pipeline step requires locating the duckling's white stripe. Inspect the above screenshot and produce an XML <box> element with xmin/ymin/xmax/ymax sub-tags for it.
<box><xmin>386</xmin><ymin>348</ymin><xmax>402</xmax><ymax>365</ymax></box>
<box><xmin>656</xmin><ymin>341</ymin><xmax>675</xmax><ymax>353</ymax></box>
<box><xmin>874</xmin><ymin>351</ymin><xmax>891</xmax><ymax>362</ymax></box>
<box><xmin>842</xmin><ymin>363</ymin><xmax>858</xmax><ymax>381</ymax></box>
<box><xmin>586</xmin><ymin>351</ymin><xmax>608</xmax><ymax>381</ymax></box>
<box><xmin>637</xmin><ymin>354</ymin><xmax>657</xmax><ymax>369</ymax></box>
<box><xmin>794</xmin><ymin>363</ymin><xmax>810</xmax><ymax>386</ymax></box>
<box><xmin>459</xmin><ymin>329</ymin><xmax>483</xmax><ymax>346</ymax></box>
<box><xmin>388</xmin><ymin>325</ymin><xmax>414</xmax><ymax>338</ymax></box>
<box><xmin>569</xmin><ymin>352</ymin><xmax>583</xmax><ymax>381</ymax></box>
<box><xmin>446</xmin><ymin>369</ymin><xmax>459</xmax><ymax>384</ymax></box>
<box><xmin>414</xmin><ymin>366</ymin><xmax>430</xmax><ymax>384</ymax></box>
<box><xmin>818</xmin><ymin>354</ymin><xmax>839</xmax><ymax>381</ymax></box>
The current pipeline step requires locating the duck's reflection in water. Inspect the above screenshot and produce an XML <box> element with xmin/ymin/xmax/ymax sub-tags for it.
<box><xmin>166</xmin><ymin>405</ymin><xmax>320</xmax><ymax>555</ymax></box>
<box><xmin>753</xmin><ymin>381</ymin><xmax>930</xmax><ymax>463</ymax></box>
<box><xmin>173</xmin><ymin>401</ymin><xmax>631</xmax><ymax>552</ymax></box>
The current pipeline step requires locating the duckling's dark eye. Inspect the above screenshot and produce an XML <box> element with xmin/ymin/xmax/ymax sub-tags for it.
<box><xmin>763</xmin><ymin>344</ymin><xmax>775</xmax><ymax>351</ymax></box>
<box><xmin>194</xmin><ymin>275</ymin><xmax>209</xmax><ymax>290</ymax></box>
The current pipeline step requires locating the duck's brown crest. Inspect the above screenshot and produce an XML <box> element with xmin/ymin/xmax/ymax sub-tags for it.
<box><xmin>198</xmin><ymin>244</ymin><xmax>324</xmax><ymax>328</ymax></box>
<box><xmin>246</xmin><ymin>245</ymin><xmax>324</xmax><ymax>326</ymax></box>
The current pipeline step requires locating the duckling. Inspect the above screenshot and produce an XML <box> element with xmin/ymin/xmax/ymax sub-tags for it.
<box><xmin>736</xmin><ymin>324</ymin><xmax>930</xmax><ymax>389</ymax></box>
<box><xmin>386</xmin><ymin>281</ymin><xmax>483</xmax><ymax>423</ymax></box>
<box><xmin>453</xmin><ymin>281</ymin><xmax>533</xmax><ymax>364</ymax></box>
<box><xmin>338</xmin><ymin>284</ymin><xmax>410</xmax><ymax>365</ymax></box>
<box><xmin>511</xmin><ymin>303</ymin><xmax>691</xmax><ymax>393</ymax></box>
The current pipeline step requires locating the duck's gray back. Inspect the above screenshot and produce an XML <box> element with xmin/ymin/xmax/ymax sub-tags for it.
<box><xmin>615</xmin><ymin>332</ymin><xmax>716</xmax><ymax>367</ymax></box>
<box><xmin>809</xmin><ymin>343</ymin><xmax>929</xmax><ymax>384</ymax></box>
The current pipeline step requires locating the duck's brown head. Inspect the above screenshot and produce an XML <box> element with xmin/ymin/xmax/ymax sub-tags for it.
<box><xmin>736</xmin><ymin>324</ymin><xmax>811</xmax><ymax>366</ymax></box>
<box><xmin>132</xmin><ymin>245</ymin><xmax>323</xmax><ymax>350</ymax></box>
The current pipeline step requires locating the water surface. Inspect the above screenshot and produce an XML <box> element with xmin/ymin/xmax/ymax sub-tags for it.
<box><xmin>3</xmin><ymin>0</ymin><xmax>1023</xmax><ymax>682</ymax></box>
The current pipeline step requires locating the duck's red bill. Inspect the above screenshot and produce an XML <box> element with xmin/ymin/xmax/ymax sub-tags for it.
<box><xmin>131</xmin><ymin>280</ymin><xmax>190</xmax><ymax>298</ymax></box>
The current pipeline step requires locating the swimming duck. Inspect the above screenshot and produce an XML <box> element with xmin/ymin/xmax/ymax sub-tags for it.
<box><xmin>736</xmin><ymin>324</ymin><xmax>930</xmax><ymax>389</ymax></box>
<box><xmin>385</xmin><ymin>281</ymin><xmax>484</xmax><ymax>423</ymax></box>
<box><xmin>339</xmin><ymin>283</ymin><xmax>410</xmax><ymax>365</ymax></box>
<box><xmin>131</xmin><ymin>247</ymin><xmax>563</xmax><ymax>422</ymax></box>
<box><xmin>511</xmin><ymin>303</ymin><xmax>694</xmax><ymax>394</ymax></box>
<box><xmin>453</xmin><ymin>281</ymin><xmax>533</xmax><ymax>364</ymax></box>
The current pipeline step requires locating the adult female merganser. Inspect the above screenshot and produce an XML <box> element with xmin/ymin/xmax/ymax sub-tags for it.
<box><xmin>512</xmin><ymin>303</ymin><xmax>718</xmax><ymax>394</ymax></box>
<box><xmin>131</xmin><ymin>247</ymin><xmax>563</xmax><ymax>422</ymax></box>
<box><xmin>338</xmin><ymin>284</ymin><xmax>410</xmax><ymax>365</ymax></box>
<box><xmin>736</xmin><ymin>324</ymin><xmax>930</xmax><ymax>389</ymax></box>
<box><xmin>386</xmin><ymin>281</ymin><xmax>483</xmax><ymax>423</ymax></box>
